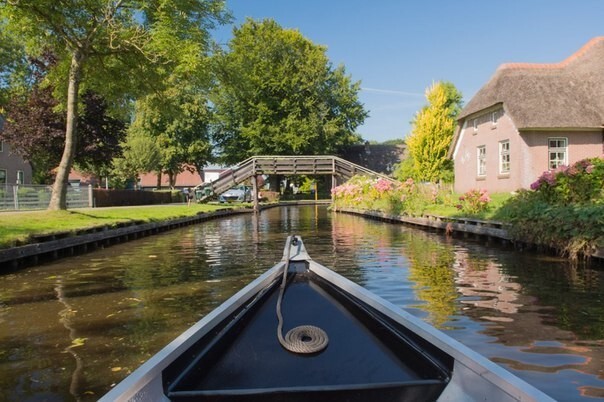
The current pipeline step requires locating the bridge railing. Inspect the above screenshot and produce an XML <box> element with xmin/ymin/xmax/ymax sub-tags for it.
<box><xmin>193</xmin><ymin>155</ymin><xmax>398</xmax><ymax>201</ymax></box>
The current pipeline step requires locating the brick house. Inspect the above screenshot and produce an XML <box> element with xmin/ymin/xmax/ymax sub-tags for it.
<box><xmin>450</xmin><ymin>37</ymin><xmax>604</xmax><ymax>193</ymax></box>
<box><xmin>0</xmin><ymin>140</ymin><xmax>32</xmax><ymax>185</ymax></box>
<box><xmin>0</xmin><ymin>117</ymin><xmax>33</xmax><ymax>185</ymax></box>
<box><xmin>138</xmin><ymin>168</ymin><xmax>204</xmax><ymax>190</ymax></box>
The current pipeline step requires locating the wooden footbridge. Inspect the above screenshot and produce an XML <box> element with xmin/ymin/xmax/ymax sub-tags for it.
<box><xmin>194</xmin><ymin>155</ymin><xmax>397</xmax><ymax>207</ymax></box>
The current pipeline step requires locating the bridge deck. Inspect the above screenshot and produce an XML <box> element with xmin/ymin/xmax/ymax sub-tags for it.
<box><xmin>195</xmin><ymin>155</ymin><xmax>397</xmax><ymax>205</ymax></box>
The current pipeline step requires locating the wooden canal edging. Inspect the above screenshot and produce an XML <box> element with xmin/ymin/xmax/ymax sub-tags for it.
<box><xmin>335</xmin><ymin>207</ymin><xmax>511</xmax><ymax>242</ymax></box>
<box><xmin>0</xmin><ymin>208</ymin><xmax>254</xmax><ymax>271</ymax></box>
<box><xmin>335</xmin><ymin>207</ymin><xmax>604</xmax><ymax>261</ymax></box>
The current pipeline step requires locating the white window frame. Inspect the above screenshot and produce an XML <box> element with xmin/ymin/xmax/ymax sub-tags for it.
<box><xmin>491</xmin><ymin>111</ymin><xmax>498</xmax><ymax>126</ymax></box>
<box><xmin>473</xmin><ymin>118</ymin><xmax>478</xmax><ymax>133</ymax></box>
<box><xmin>0</xmin><ymin>169</ymin><xmax>6</xmax><ymax>184</ymax></box>
<box><xmin>499</xmin><ymin>140</ymin><xmax>510</xmax><ymax>174</ymax></box>
<box><xmin>17</xmin><ymin>170</ymin><xmax>24</xmax><ymax>185</ymax></box>
<box><xmin>548</xmin><ymin>137</ymin><xmax>568</xmax><ymax>170</ymax></box>
<box><xmin>477</xmin><ymin>146</ymin><xmax>486</xmax><ymax>176</ymax></box>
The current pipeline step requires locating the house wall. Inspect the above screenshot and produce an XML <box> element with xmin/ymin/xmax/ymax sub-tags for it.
<box><xmin>139</xmin><ymin>169</ymin><xmax>203</xmax><ymax>189</ymax></box>
<box><xmin>454</xmin><ymin>109</ymin><xmax>603</xmax><ymax>193</ymax></box>
<box><xmin>520</xmin><ymin>130</ymin><xmax>603</xmax><ymax>188</ymax></box>
<box><xmin>453</xmin><ymin>107</ymin><xmax>523</xmax><ymax>193</ymax></box>
<box><xmin>0</xmin><ymin>141</ymin><xmax>33</xmax><ymax>184</ymax></box>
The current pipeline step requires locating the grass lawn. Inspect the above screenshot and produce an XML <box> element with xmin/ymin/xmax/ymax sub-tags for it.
<box><xmin>422</xmin><ymin>192</ymin><xmax>514</xmax><ymax>221</ymax></box>
<box><xmin>0</xmin><ymin>204</ymin><xmax>234</xmax><ymax>249</ymax></box>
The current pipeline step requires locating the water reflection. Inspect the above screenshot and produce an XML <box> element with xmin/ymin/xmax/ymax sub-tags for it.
<box><xmin>0</xmin><ymin>206</ymin><xmax>603</xmax><ymax>401</ymax></box>
<box><xmin>454</xmin><ymin>250</ymin><xmax>523</xmax><ymax>316</ymax></box>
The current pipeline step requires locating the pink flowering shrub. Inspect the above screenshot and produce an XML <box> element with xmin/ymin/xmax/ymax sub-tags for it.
<box><xmin>495</xmin><ymin>157</ymin><xmax>603</xmax><ymax>260</ymax></box>
<box><xmin>374</xmin><ymin>178</ymin><xmax>394</xmax><ymax>193</ymax></box>
<box><xmin>331</xmin><ymin>176</ymin><xmax>373</xmax><ymax>210</ymax></box>
<box><xmin>529</xmin><ymin>157</ymin><xmax>604</xmax><ymax>204</ymax></box>
<box><xmin>455</xmin><ymin>189</ymin><xmax>491</xmax><ymax>215</ymax></box>
<box><xmin>331</xmin><ymin>175</ymin><xmax>447</xmax><ymax>216</ymax></box>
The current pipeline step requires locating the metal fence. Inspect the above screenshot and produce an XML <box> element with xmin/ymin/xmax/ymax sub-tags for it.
<box><xmin>0</xmin><ymin>184</ymin><xmax>92</xmax><ymax>211</ymax></box>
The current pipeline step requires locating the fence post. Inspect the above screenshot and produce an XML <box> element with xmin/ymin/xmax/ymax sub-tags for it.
<box><xmin>13</xmin><ymin>185</ymin><xmax>19</xmax><ymax>210</ymax></box>
<box><xmin>88</xmin><ymin>184</ymin><xmax>93</xmax><ymax>208</ymax></box>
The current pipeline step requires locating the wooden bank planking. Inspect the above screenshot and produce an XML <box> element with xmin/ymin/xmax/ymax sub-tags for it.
<box><xmin>335</xmin><ymin>207</ymin><xmax>510</xmax><ymax>240</ymax></box>
<box><xmin>0</xmin><ymin>209</ymin><xmax>252</xmax><ymax>271</ymax></box>
<box><xmin>335</xmin><ymin>207</ymin><xmax>604</xmax><ymax>261</ymax></box>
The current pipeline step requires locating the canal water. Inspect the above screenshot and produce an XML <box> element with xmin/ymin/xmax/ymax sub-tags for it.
<box><xmin>1</xmin><ymin>205</ymin><xmax>603</xmax><ymax>401</ymax></box>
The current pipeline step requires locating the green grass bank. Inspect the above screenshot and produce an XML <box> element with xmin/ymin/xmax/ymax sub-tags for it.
<box><xmin>0</xmin><ymin>204</ymin><xmax>234</xmax><ymax>249</ymax></box>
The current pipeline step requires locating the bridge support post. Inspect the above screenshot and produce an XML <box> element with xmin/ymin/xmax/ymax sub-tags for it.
<box><xmin>332</xmin><ymin>174</ymin><xmax>338</xmax><ymax>192</ymax></box>
<box><xmin>252</xmin><ymin>174</ymin><xmax>259</xmax><ymax>213</ymax></box>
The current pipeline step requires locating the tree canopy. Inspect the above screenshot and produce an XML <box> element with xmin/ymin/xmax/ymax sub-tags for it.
<box><xmin>1</xmin><ymin>85</ymin><xmax>126</xmax><ymax>183</ymax></box>
<box><xmin>111</xmin><ymin>129</ymin><xmax>161</xmax><ymax>189</ymax></box>
<box><xmin>211</xmin><ymin>18</ymin><xmax>367</xmax><ymax>165</ymax></box>
<box><xmin>0</xmin><ymin>0</ymin><xmax>229</xmax><ymax>209</ymax></box>
<box><xmin>396</xmin><ymin>81</ymin><xmax>463</xmax><ymax>183</ymax></box>
<box><xmin>122</xmin><ymin>87</ymin><xmax>213</xmax><ymax>188</ymax></box>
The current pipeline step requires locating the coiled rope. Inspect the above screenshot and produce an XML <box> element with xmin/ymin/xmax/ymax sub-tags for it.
<box><xmin>276</xmin><ymin>236</ymin><xmax>329</xmax><ymax>354</ymax></box>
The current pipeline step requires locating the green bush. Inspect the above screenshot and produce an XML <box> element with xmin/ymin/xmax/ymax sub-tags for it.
<box><xmin>37</xmin><ymin>190</ymin><xmax>50</xmax><ymax>204</ymax></box>
<box><xmin>529</xmin><ymin>157</ymin><xmax>604</xmax><ymax>205</ymax></box>
<box><xmin>495</xmin><ymin>157</ymin><xmax>604</xmax><ymax>259</ymax></box>
<box><xmin>17</xmin><ymin>187</ymin><xmax>36</xmax><ymax>197</ymax></box>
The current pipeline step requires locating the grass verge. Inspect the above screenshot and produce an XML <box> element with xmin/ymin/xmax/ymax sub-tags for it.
<box><xmin>0</xmin><ymin>204</ymin><xmax>233</xmax><ymax>249</ymax></box>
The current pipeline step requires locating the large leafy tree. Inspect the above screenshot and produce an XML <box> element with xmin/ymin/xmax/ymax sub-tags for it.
<box><xmin>399</xmin><ymin>81</ymin><xmax>462</xmax><ymax>183</ymax></box>
<box><xmin>0</xmin><ymin>0</ymin><xmax>229</xmax><ymax>209</ymax></box>
<box><xmin>212</xmin><ymin>18</ymin><xmax>367</xmax><ymax>164</ymax></box>
<box><xmin>1</xmin><ymin>85</ymin><xmax>63</xmax><ymax>183</ymax></box>
<box><xmin>0</xmin><ymin>18</ymin><xmax>28</xmax><ymax>107</ymax></box>
<box><xmin>111</xmin><ymin>129</ymin><xmax>161</xmax><ymax>189</ymax></box>
<box><xmin>126</xmin><ymin>88</ymin><xmax>213</xmax><ymax>188</ymax></box>
<box><xmin>2</xmin><ymin>85</ymin><xmax>126</xmax><ymax>183</ymax></box>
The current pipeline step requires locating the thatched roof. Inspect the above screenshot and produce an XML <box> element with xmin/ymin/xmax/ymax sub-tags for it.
<box><xmin>458</xmin><ymin>37</ymin><xmax>604</xmax><ymax>129</ymax></box>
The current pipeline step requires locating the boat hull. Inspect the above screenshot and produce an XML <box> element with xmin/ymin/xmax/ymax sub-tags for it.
<box><xmin>163</xmin><ymin>265</ymin><xmax>451</xmax><ymax>401</ymax></box>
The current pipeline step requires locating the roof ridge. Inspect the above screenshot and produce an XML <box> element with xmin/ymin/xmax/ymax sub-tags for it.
<box><xmin>498</xmin><ymin>36</ymin><xmax>604</xmax><ymax>71</ymax></box>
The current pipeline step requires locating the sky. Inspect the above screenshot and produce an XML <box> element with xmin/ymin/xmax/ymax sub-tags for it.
<box><xmin>212</xmin><ymin>0</ymin><xmax>604</xmax><ymax>143</ymax></box>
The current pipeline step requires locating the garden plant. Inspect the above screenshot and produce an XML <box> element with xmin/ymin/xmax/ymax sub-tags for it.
<box><xmin>333</xmin><ymin>156</ymin><xmax>604</xmax><ymax>260</ymax></box>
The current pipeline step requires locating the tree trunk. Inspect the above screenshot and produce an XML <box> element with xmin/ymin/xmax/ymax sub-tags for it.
<box><xmin>48</xmin><ymin>51</ymin><xmax>83</xmax><ymax>210</ymax></box>
<box><xmin>168</xmin><ymin>172</ymin><xmax>176</xmax><ymax>189</ymax></box>
<box><xmin>156</xmin><ymin>172</ymin><xmax>162</xmax><ymax>189</ymax></box>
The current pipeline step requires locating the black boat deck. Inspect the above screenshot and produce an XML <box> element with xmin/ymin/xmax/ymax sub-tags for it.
<box><xmin>163</xmin><ymin>262</ymin><xmax>452</xmax><ymax>401</ymax></box>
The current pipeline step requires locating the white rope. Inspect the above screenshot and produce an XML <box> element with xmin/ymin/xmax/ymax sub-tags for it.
<box><xmin>276</xmin><ymin>236</ymin><xmax>329</xmax><ymax>354</ymax></box>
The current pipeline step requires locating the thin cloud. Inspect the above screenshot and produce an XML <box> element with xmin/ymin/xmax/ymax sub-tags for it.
<box><xmin>361</xmin><ymin>87</ymin><xmax>424</xmax><ymax>97</ymax></box>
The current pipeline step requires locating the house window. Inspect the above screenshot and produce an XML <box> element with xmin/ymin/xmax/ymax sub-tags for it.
<box><xmin>548</xmin><ymin>137</ymin><xmax>568</xmax><ymax>169</ymax></box>
<box><xmin>491</xmin><ymin>111</ymin><xmax>498</xmax><ymax>126</ymax></box>
<box><xmin>0</xmin><ymin>169</ymin><xmax>6</xmax><ymax>184</ymax></box>
<box><xmin>499</xmin><ymin>140</ymin><xmax>510</xmax><ymax>174</ymax></box>
<box><xmin>473</xmin><ymin>119</ymin><xmax>478</xmax><ymax>133</ymax></box>
<box><xmin>17</xmin><ymin>170</ymin><xmax>24</xmax><ymax>185</ymax></box>
<box><xmin>477</xmin><ymin>146</ymin><xmax>486</xmax><ymax>176</ymax></box>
